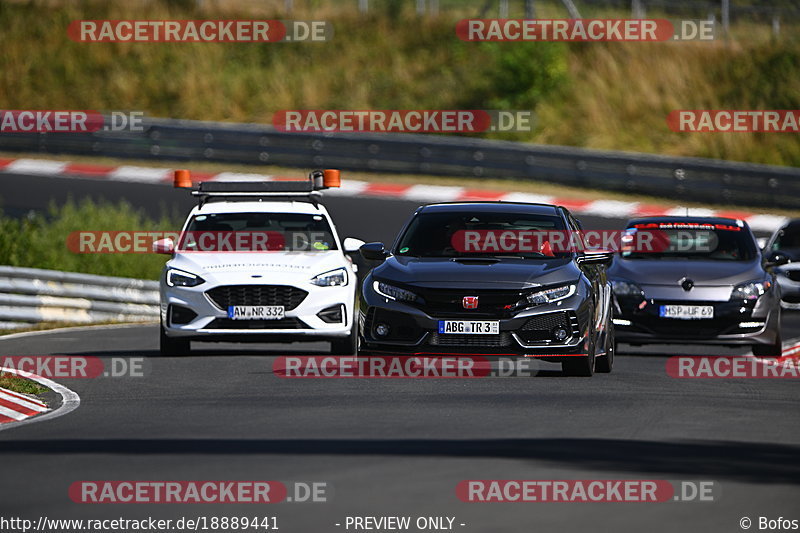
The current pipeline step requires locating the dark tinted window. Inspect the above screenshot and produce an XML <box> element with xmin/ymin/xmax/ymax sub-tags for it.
<box><xmin>395</xmin><ymin>210</ymin><xmax>567</xmax><ymax>258</ymax></box>
<box><xmin>621</xmin><ymin>221</ymin><xmax>756</xmax><ymax>261</ymax></box>
<box><xmin>772</xmin><ymin>225</ymin><xmax>800</xmax><ymax>250</ymax></box>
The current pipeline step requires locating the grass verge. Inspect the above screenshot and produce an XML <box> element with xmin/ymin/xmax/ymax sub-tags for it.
<box><xmin>0</xmin><ymin>1</ymin><xmax>797</xmax><ymax>166</ymax></box>
<box><xmin>0</xmin><ymin>197</ymin><xmax>179</xmax><ymax>280</ymax></box>
<box><xmin>0</xmin><ymin>372</ymin><xmax>48</xmax><ymax>396</ymax></box>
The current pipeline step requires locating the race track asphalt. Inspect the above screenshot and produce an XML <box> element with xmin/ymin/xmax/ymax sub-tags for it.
<box><xmin>0</xmin><ymin>172</ymin><xmax>798</xmax><ymax>533</ymax></box>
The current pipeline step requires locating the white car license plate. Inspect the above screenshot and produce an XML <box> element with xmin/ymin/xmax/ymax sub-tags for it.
<box><xmin>438</xmin><ymin>320</ymin><xmax>499</xmax><ymax>335</ymax></box>
<box><xmin>228</xmin><ymin>305</ymin><xmax>285</xmax><ymax>320</ymax></box>
<box><xmin>659</xmin><ymin>305</ymin><xmax>714</xmax><ymax>320</ymax></box>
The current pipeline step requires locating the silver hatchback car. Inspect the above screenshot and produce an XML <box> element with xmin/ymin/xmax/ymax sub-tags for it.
<box><xmin>608</xmin><ymin>216</ymin><xmax>782</xmax><ymax>357</ymax></box>
<box><xmin>762</xmin><ymin>219</ymin><xmax>800</xmax><ymax>310</ymax></box>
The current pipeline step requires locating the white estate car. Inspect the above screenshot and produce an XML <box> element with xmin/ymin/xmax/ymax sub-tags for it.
<box><xmin>155</xmin><ymin>170</ymin><xmax>364</xmax><ymax>355</ymax></box>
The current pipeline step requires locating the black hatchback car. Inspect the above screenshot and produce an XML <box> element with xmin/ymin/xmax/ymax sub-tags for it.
<box><xmin>608</xmin><ymin>216</ymin><xmax>782</xmax><ymax>356</ymax></box>
<box><xmin>358</xmin><ymin>202</ymin><xmax>614</xmax><ymax>376</ymax></box>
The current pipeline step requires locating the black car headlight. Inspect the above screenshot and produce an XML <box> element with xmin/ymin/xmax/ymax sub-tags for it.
<box><xmin>611</xmin><ymin>279</ymin><xmax>644</xmax><ymax>298</ymax></box>
<box><xmin>526</xmin><ymin>284</ymin><xmax>576</xmax><ymax>305</ymax></box>
<box><xmin>166</xmin><ymin>268</ymin><xmax>205</xmax><ymax>287</ymax></box>
<box><xmin>730</xmin><ymin>278</ymin><xmax>772</xmax><ymax>300</ymax></box>
<box><xmin>311</xmin><ymin>267</ymin><xmax>348</xmax><ymax>287</ymax></box>
<box><xmin>373</xmin><ymin>281</ymin><xmax>419</xmax><ymax>302</ymax></box>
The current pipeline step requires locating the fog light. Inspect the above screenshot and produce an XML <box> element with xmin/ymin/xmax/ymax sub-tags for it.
<box><xmin>169</xmin><ymin>305</ymin><xmax>197</xmax><ymax>325</ymax></box>
<box><xmin>552</xmin><ymin>327</ymin><xmax>568</xmax><ymax>341</ymax></box>
<box><xmin>375</xmin><ymin>323</ymin><xmax>390</xmax><ymax>337</ymax></box>
<box><xmin>317</xmin><ymin>304</ymin><xmax>344</xmax><ymax>324</ymax></box>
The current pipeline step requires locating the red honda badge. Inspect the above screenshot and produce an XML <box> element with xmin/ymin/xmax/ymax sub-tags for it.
<box><xmin>462</xmin><ymin>296</ymin><xmax>479</xmax><ymax>309</ymax></box>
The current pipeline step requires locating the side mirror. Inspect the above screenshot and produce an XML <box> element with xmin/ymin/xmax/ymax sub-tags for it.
<box><xmin>765</xmin><ymin>252</ymin><xmax>790</xmax><ymax>267</ymax></box>
<box><xmin>343</xmin><ymin>237</ymin><xmax>366</xmax><ymax>253</ymax></box>
<box><xmin>578</xmin><ymin>250</ymin><xmax>614</xmax><ymax>265</ymax></box>
<box><xmin>360</xmin><ymin>242</ymin><xmax>389</xmax><ymax>261</ymax></box>
<box><xmin>152</xmin><ymin>238</ymin><xmax>175</xmax><ymax>255</ymax></box>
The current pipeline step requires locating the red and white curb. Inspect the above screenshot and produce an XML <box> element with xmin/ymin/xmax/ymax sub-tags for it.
<box><xmin>776</xmin><ymin>340</ymin><xmax>800</xmax><ymax>366</ymax></box>
<box><xmin>0</xmin><ymin>385</ymin><xmax>49</xmax><ymax>424</ymax></box>
<box><xmin>0</xmin><ymin>366</ymin><xmax>80</xmax><ymax>431</ymax></box>
<box><xmin>0</xmin><ymin>156</ymin><xmax>790</xmax><ymax>232</ymax></box>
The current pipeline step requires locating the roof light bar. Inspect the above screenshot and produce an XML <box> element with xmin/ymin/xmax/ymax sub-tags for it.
<box><xmin>174</xmin><ymin>169</ymin><xmax>342</xmax><ymax>207</ymax></box>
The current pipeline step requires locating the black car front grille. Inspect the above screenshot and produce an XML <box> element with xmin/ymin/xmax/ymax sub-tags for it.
<box><xmin>517</xmin><ymin>311</ymin><xmax>579</xmax><ymax>343</ymax></box>
<box><xmin>206</xmin><ymin>285</ymin><xmax>308</xmax><ymax>310</ymax></box>
<box><xmin>411</xmin><ymin>288</ymin><xmax>524</xmax><ymax>318</ymax></box>
<box><xmin>618</xmin><ymin>301</ymin><xmax>754</xmax><ymax>338</ymax></box>
<box><xmin>643</xmin><ymin>322</ymin><xmax>727</xmax><ymax>337</ymax></box>
<box><xmin>429</xmin><ymin>332</ymin><xmax>512</xmax><ymax>347</ymax></box>
<box><xmin>206</xmin><ymin>317</ymin><xmax>308</xmax><ymax>329</ymax></box>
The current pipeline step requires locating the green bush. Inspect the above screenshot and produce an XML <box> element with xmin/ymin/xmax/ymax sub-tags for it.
<box><xmin>0</xmin><ymin>199</ymin><xmax>178</xmax><ymax>280</ymax></box>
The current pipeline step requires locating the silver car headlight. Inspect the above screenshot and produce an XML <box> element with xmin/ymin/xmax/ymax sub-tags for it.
<box><xmin>730</xmin><ymin>278</ymin><xmax>772</xmax><ymax>300</ymax></box>
<box><xmin>311</xmin><ymin>267</ymin><xmax>349</xmax><ymax>287</ymax></box>
<box><xmin>611</xmin><ymin>279</ymin><xmax>644</xmax><ymax>298</ymax></box>
<box><xmin>166</xmin><ymin>268</ymin><xmax>205</xmax><ymax>287</ymax></box>
<box><xmin>374</xmin><ymin>281</ymin><xmax>419</xmax><ymax>302</ymax></box>
<box><xmin>526</xmin><ymin>284</ymin><xmax>576</xmax><ymax>305</ymax></box>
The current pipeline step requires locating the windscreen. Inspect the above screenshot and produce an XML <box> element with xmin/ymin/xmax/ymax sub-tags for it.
<box><xmin>181</xmin><ymin>212</ymin><xmax>337</xmax><ymax>252</ymax></box>
<box><xmin>621</xmin><ymin>221</ymin><xmax>756</xmax><ymax>261</ymax></box>
<box><xmin>771</xmin><ymin>225</ymin><xmax>800</xmax><ymax>251</ymax></box>
<box><xmin>395</xmin><ymin>211</ymin><xmax>568</xmax><ymax>259</ymax></box>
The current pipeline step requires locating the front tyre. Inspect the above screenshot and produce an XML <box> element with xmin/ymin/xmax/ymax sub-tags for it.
<box><xmin>562</xmin><ymin>332</ymin><xmax>596</xmax><ymax>377</ymax></box>
<box><xmin>562</xmin><ymin>355</ymin><xmax>594</xmax><ymax>377</ymax></box>
<box><xmin>752</xmin><ymin>333</ymin><xmax>782</xmax><ymax>358</ymax></box>
<box><xmin>330</xmin><ymin>326</ymin><xmax>358</xmax><ymax>355</ymax></box>
<box><xmin>159</xmin><ymin>326</ymin><xmax>191</xmax><ymax>356</ymax></box>
<box><xmin>594</xmin><ymin>321</ymin><xmax>614</xmax><ymax>374</ymax></box>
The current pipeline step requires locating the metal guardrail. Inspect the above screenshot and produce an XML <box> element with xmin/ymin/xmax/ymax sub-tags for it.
<box><xmin>0</xmin><ymin>266</ymin><xmax>158</xmax><ymax>330</ymax></box>
<box><xmin>1</xmin><ymin>116</ymin><xmax>799</xmax><ymax>209</ymax></box>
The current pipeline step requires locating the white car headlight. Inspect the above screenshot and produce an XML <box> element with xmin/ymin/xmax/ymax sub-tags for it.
<box><xmin>526</xmin><ymin>284</ymin><xmax>576</xmax><ymax>305</ymax></box>
<box><xmin>166</xmin><ymin>268</ymin><xmax>205</xmax><ymax>287</ymax></box>
<box><xmin>311</xmin><ymin>267</ymin><xmax>348</xmax><ymax>287</ymax></box>
<box><xmin>611</xmin><ymin>279</ymin><xmax>644</xmax><ymax>298</ymax></box>
<box><xmin>731</xmin><ymin>278</ymin><xmax>772</xmax><ymax>300</ymax></box>
<box><xmin>374</xmin><ymin>281</ymin><xmax>419</xmax><ymax>302</ymax></box>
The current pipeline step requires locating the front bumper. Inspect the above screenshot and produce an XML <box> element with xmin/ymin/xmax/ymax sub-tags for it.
<box><xmin>359</xmin><ymin>283</ymin><xmax>595</xmax><ymax>359</ymax></box>
<box><xmin>612</xmin><ymin>292</ymin><xmax>780</xmax><ymax>346</ymax></box>
<box><xmin>161</xmin><ymin>282</ymin><xmax>355</xmax><ymax>342</ymax></box>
